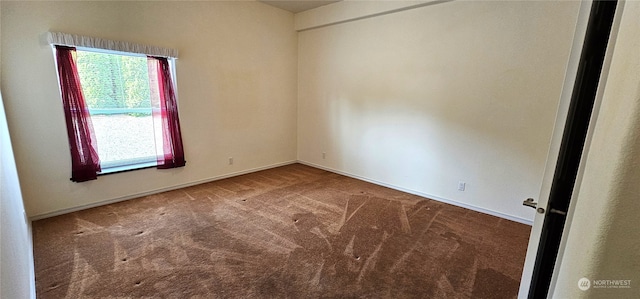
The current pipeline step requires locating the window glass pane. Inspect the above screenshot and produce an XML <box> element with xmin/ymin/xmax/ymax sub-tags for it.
<box><xmin>75</xmin><ymin>50</ymin><xmax>157</xmax><ymax>170</ymax></box>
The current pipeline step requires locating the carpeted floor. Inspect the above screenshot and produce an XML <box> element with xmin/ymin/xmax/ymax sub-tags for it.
<box><xmin>33</xmin><ymin>164</ymin><xmax>531</xmax><ymax>298</ymax></box>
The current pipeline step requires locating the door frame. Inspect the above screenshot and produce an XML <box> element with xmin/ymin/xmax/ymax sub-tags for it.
<box><xmin>518</xmin><ymin>0</ymin><xmax>622</xmax><ymax>297</ymax></box>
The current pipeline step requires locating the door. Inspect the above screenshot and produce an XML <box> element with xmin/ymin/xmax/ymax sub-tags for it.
<box><xmin>518</xmin><ymin>1</ymin><xmax>619</xmax><ymax>298</ymax></box>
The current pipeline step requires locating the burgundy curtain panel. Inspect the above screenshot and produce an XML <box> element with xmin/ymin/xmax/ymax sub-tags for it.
<box><xmin>148</xmin><ymin>56</ymin><xmax>186</xmax><ymax>169</ymax></box>
<box><xmin>55</xmin><ymin>46</ymin><xmax>101</xmax><ymax>182</ymax></box>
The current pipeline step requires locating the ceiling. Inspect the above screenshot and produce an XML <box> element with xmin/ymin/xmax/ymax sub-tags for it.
<box><xmin>259</xmin><ymin>0</ymin><xmax>341</xmax><ymax>13</ymax></box>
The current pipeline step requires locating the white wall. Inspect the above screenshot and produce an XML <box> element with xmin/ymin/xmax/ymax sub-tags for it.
<box><xmin>297</xmin><ymin>0</ymin><xmax>580</xmax><ymax>222</ymax></box>
<box><xmin>1</xmin><ymin>1</ymin><xmax>298</xmax><ymax>218</ymax></box>
<box><xmin>1</xmin><ymin>89</ymin><xmax>34</xmax><ymax>298</ymax></box>
<box><xmin>552</xmin><ymin>1</ymin><xmax>640</xmax><ymax>298</ymax></box>
<box><xmin>1</xmin><ymin>5</ymin><xmax>34</xmax><ymax>297</ymax></box>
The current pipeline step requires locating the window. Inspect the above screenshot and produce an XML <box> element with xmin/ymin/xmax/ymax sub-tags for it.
<box><xmin>49</xmin><ymin>32</ymin><xmax>185</xmax><ymax>182</ymax></box>
<box><xmin>75</xmin><ymin>49</ymin><xmax>158</xmax><ymax>172</ymax></box>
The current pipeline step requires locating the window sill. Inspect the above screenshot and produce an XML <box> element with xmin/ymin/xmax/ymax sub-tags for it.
<box><xmin>98</xmin><ymin>161</ymin><xmax>157</xmax><ymax>176</ymax></box>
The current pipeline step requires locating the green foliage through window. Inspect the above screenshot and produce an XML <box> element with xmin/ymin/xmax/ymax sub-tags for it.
<box><xmin>76</xmin><ymin>51</ymin><xmax>151</xmax><ymax>114</ymax></box>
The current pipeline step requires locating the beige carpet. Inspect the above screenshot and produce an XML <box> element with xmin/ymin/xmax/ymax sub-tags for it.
<box><xmin>33</xmin><ymin>164</ymin><xmax>531</xmax><ymax>298</ymax></box>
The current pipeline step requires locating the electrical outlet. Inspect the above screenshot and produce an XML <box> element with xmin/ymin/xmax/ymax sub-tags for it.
<box><xmin>229</xmin><ymin>157</ymin><xmax>233</xmax><ymax>165</ymax></box>
<box><xmin>322</xmin><ymin>152</ymin><xmax>326</xmax><ymax>159</ymax></box>
<box><xmin>458</xmin><ymin>181</ymin><xmax>466</xmax><ymax>191</ymax></box>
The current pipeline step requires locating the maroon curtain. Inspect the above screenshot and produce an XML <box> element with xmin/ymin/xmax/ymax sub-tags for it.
<box><xmin>148</xmin><ymin>56</ymin><xmax>186</xmax><ymax>169</ymax></box>
<box><xmin>55</xmin><ymin>46</ymin><xmax>101</xmax><ymax>182</ymax></box>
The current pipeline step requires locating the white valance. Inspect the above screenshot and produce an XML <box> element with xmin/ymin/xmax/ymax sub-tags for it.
<box><xmin>45</xmin><ymin>32</ymin><xmax>178</xmax><ymax>58</ymax></box>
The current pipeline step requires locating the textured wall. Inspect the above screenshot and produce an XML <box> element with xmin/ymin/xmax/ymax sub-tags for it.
<box><xmin>1</xmin><ymin>1</ymin><xmax>298</xmax><ymax>217</ymax></box>
<box><xmin>552</xmin><ymin>2</ymin><xmax>640</xmax><ymax>298</ymax></box>
<box><xmin>297</xmin><ymin>0</ymin><xmax>580</xmax><ymax>222</ymax></box>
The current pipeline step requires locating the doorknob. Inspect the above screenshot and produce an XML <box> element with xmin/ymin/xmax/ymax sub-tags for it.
<box><xmin>523</xmin><ymin>198</ymin><xmax>545</xmax><ymax>214</ymax></box>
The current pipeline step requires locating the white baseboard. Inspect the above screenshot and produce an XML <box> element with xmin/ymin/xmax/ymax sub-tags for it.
<box><xmin>30</xmin><ymin>159</ymin><xmax>533</xmax><ymax>226</ymax></box>
<box><xmin>29</xmin><ymin>160</ymin><xmax>297</xmax><ymax>221</ymax></box>
<box><xmin>297</xmin><ymin>160</ymin><xmax>533</xmax><ymax>226</ymax></box>
<box><xmin>28</xmin><ymin>220</ymin><xmax>36</xmax><ymax>299</ymax></box>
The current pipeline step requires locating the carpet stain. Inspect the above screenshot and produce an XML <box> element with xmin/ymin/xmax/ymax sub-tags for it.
<box><xmin>33</xmin><ymin>164</ymin><xmax>530</xmax><ymax>298</ymax></box>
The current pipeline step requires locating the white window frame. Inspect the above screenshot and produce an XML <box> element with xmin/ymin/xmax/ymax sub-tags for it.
<box><xmin>48</xmin><ymin>32</ymin><xmax>180</xmax><ymax>175</ymax></box>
